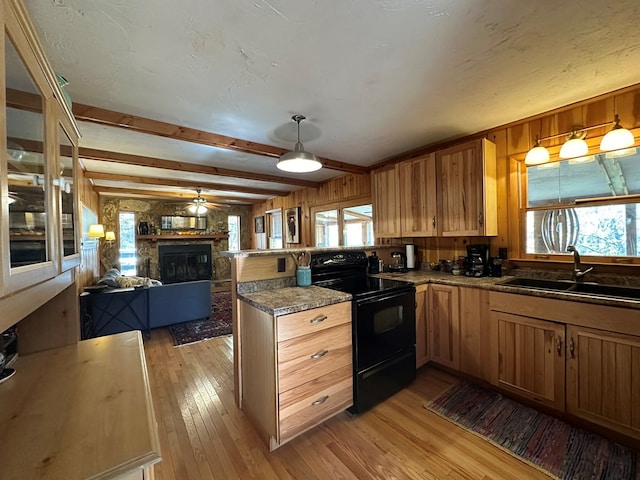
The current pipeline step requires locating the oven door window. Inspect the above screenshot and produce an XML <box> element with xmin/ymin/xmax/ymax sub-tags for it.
<box><xmin>355</xmin><ymin>291</ymin><xmax>416</xmax><ymax>370</ymax></box>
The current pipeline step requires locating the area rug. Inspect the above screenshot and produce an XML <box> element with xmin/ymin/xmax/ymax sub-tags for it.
<box><xmin>425</xmin><ymin>382</ymin><xmax>639</xmax><ymax>480</ymax></box>
<box><xmin>168</xmin><ymin>291</ymin><xmax>232</xmax><ymax>347</ymax></box>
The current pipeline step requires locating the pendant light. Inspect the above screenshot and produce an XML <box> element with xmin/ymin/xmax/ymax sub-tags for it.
<box><xmin>559</xmin><ymin>130</ymin><xmax>588</xmax><ymax>159</ymax></box>
<box><xmin>600</xmin><ymin>114</ymin><xmax>635</xmax><ymax>151</ymax></box>
<box><xmin>524</xmin><ymin>136</ymin><xmax>550</xmax><ymax>165</ymax></box>
<box><xmin>277</xmin><ymin>114</ymin><xmax>322</xmax><ymax>173</ymax></box>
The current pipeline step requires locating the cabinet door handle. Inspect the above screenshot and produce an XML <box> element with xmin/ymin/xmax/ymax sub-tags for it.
<box><xmin>555</xmin><ymin>336</ymin><xmax>563</xmax><ymax>356</ymax></box>
<box><xmin>478</xmin><ymin>212</ymin><xmax>484</xmax><ymax>226</ymax></box>
<box><xmin>309</xmin><ymin>315</ymin><xmax>328</xmax><ymax>324</ymax></box>
<box><xmin>312</xmin><ymin>395</ymin><xmax>329</xmax><ymax>406</ymax></box>
<box><xmin>310</xmin><ymin>349</ymin><xmax>328</xmax><ymax>359</ymax></box>
<box><xmin>569</xmin><ymin>337</ymin><xmax>575</xmax><ymax>358</ymax></box>
<box><xmin>432</xmin><ymin>216</ymin><xmax>436</xmax><ymax>228</ymax></box>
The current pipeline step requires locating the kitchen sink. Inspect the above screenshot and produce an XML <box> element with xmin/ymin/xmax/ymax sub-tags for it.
<box><xmin>499</xmin><ymin>277</ymin><xmax>640</xmax><ymax>300</ymax></box>
<box><xmin>499</xmin><ymin>277</ymin><xmax>574</xmax><ymax>291</ymax></box>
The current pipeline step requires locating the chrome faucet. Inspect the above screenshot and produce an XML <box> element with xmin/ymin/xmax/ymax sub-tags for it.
<box><xmin>567</xmin><ymin>245</ymin><xmax>593</xmax><ymax>282</ymax></box>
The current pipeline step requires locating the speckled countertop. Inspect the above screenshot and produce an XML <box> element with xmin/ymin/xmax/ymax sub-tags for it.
<box><xmin>238</xmin><ymin>286</ymin><xmax>352</xmax><ymax>316</ymax></box>
<box><xmin>374</xmin><ymin>270</ymin><xmax>640</xmax><ymax>310</ymax></box>
<box><xmin>222</xmin><ymin>245</ymin><xmax>398</xmax><ymax>258</ymax></box>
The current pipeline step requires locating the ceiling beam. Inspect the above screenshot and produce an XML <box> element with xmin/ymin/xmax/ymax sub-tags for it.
<box><xmin>72</xmin><ymin>103</ymin><xmax>369</xmax><ymax>175</ymax></box>
<box><xmin>78</xmin><ymin>147</ymin><xmax>321</xmax><ymax>189</ymax></box>
<box><xmin>94</xmin><ymin>186</ymin><xmax>262</xmax><ymax>204</ymax></box>
<box><xmin>84</xmin><ymin>171</ymin><xmax>282</xmax><ymax>197</ymax></box>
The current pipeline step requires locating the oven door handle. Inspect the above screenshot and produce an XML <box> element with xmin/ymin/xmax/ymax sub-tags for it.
<box><xmin>355</xmin><ymin>289</ymin><xmax>414</xmax><ymax>307</ymax></box>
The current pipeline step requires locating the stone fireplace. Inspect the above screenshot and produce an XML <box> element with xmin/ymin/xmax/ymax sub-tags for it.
<box><xmin>158</xmin><ymin>244</ymin><xmax>212</xmax><ymax>284</ymax></box>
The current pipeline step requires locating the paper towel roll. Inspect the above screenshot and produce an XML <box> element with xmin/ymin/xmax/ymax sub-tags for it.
<box><xmin>405</xmin><ymin>244</ymin><xmax>415</xmax><ymax>269</ymax></box>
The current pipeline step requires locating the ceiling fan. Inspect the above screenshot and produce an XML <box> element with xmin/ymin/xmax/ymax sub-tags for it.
<box><xmin>164</xmin><ymin>188</ymin><xmax>229</xmax><ymax>215</ymax></box>
<box><xmin>188</xmin><ymin>188</ymin><xmax>208</xmax><ymax>215</ymax></box>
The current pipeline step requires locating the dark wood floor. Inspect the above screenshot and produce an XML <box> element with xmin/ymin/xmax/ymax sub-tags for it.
<box><xmin>144</xmin><ymin>329</ymin><xmax>550</xmax><ymax>479</ymax></box>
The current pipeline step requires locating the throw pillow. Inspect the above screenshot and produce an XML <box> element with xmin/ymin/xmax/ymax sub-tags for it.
<box><xmin>98</xmin><ymin>268</ymin><xmax>121</xmax><ymax>287</ymax></box>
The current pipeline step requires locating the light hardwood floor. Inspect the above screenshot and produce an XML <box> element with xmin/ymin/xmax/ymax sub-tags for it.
<box><xmin>144</xmin><ymin>329</ymin><xmax>551</xmax><ymax>480</ymax></box>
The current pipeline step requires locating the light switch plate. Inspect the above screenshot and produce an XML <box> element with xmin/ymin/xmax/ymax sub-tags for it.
<box><xmin>277</xmin><ymin>257</ymin><xmax>286</xmax><ymax>272</ymax></box>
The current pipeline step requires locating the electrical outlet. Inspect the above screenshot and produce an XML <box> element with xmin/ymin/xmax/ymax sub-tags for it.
<box><xmin>277</xmin><ymin>257</ymin><xmax>286</xmax><ymax>272</ymax></box>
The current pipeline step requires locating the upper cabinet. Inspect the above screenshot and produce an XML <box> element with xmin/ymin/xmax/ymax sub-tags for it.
<box><xmin>399</xmin><ymin>153</ymin><xmax>437</xmax><ymax>237</ymax></box>
<box><xmin>372</xmin><ymin>164</ymin><xmax>401</xmax><ymax>238</ymax></box>
<box><xmin>1</xmin><ymin>0</ymin><xmax>80</xmax><ymax>297</ymax></box>
<box><xmin>436</xmin><ymin>138</ymin><xmax>497</xmax><ymax>237</ymax></box>
<box><xmin>372</xmin><ymin>138</ymin><xmax>497</xmax><ymax>239</ymax></box>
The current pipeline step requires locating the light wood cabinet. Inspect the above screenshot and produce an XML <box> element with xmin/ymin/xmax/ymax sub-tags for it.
<box><xmin>435</xmin><ymin>138</ymin><xmax>497</xmax><ymax>236</ymax></box>
<box><xmin>428</xmin><ymin>284</ymin><xmax>459</xmax><ymax>369</ymax></box>
<box><xmin>489</xmin><ymin>290</ymin><xmax>640</xmax><ymax>442</ymax></box>
<box><xmin>415</xmin><ymin>284</ymin><xmax>429</xmax><ymax>367</ymax></box>
<box><xmin>0</xmin><ymin>0</ymin><xmax>81</xmax><ymax>338</ymax></box>
<box><xmin>372</xmin><ymin>164</ymin><xmax>401</xmax><ymax>238</ymax></box>
<box><xmin>240</xmin><ymin>300</ymin><xmax>352</xmax><ymax>450</ymax></box>
<box><xmin>399</xmin><ymin>154</ymin><xmax>437</xmax><ymax>237</ymax></box>
<box><xmin>566</xmin><ymin>325</ymin><xmax>640</xmax><ymax>440</ymax></box>
<box><xmin>459</xmin><ymin>286</ymin><xmax>491</xmax><ymax>381</ymax></box>
<box><xmin>492</xmin><ymin>310</ymin><xmax>565</xmax><ymax>410</ymax></box>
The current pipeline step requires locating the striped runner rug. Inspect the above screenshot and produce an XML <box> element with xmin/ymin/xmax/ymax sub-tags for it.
<box><xmin>425</xmin><ymin>382</ymin><xmax>639</xmax><ymax>480</ymax></box>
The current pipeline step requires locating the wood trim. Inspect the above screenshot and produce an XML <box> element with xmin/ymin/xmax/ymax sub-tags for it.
<box><xmin>79</xmin><ymin>146</ymin><xmax>321</xmax><ymax>189</ymax></box>
<box><xmin>72</xmin><ymin>103</ymin><xmax>368</xmax><ymax>175</ymax></box>
<box><xmin>93</xmin><ymin>186</ymin><xmax>262</xmax><ymax>204</ymax></box>
<box><xmin>84</xmin><ymin>171</ymin><xmax>286</xmax><ymax>197</ymax></box>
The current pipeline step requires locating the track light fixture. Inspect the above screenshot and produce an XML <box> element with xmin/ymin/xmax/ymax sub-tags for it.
<box><xmin>524</xmin><ymin>115</ymin><xmax>635</xmax><ymax>166</ymax></box>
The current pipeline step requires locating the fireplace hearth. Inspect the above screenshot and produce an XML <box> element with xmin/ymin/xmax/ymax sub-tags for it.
<box><xmin>158</xmin><ymin>244</ymin><xmax>212</xmax><ymax>284</ymax></box>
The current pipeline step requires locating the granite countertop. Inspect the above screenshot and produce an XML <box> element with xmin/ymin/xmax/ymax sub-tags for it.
<box><xmin>239</xmin><ymin>286</ymin><xmax>352</xmax><ymax>316</ymax></box>
<box><xmin>222</xmin><ymin>245</ymin><xmax>399</xmax><ymax>258</ymax></box>
<box><xmin>374</xmin><ymin>270</ymin><xmax>640</xmax><ymax>310</ymax></box>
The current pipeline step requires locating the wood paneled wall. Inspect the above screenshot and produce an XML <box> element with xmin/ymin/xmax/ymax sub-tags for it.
<box><xmin>252</xmin><ymin>84</ymin><xmax>640</xmax><ymax>267</ymax></box>
<box><xmin>76</xmin><ymin>170</ymin><xmax>100</xmax><ymax>290</ymax></box>
<box><xmin>251</xmin><ymin>173</ymin><xmax>371</xmax><ymax>248</ymax></box>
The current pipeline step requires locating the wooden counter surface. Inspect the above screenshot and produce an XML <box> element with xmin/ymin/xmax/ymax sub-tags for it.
<box><xmin>0</xmin><ymin>331</ymin><xmax>161</xmax><ymax>479</ymax></box>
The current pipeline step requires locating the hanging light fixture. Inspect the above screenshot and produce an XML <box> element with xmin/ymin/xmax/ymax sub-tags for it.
<box><xmin>559</xmin><ymin>130</ymin><xmax>588</xmax><ymax>159</ymax></box>
<box><xmin>600</xmin><ymin>114</ymin><xmax>635</xmax><ymax>151</ymax></box>
<box><xmin>524</xmin><ymin>115</ymin><xmax>636</xmax><ymax>166</ymax></box>
<box><xmin>524</xmin><ymin>136</ymin><xmax>550</xmax><ymax>165</ymax></box>
<box><xmin>277</xmin><ymin>114</ymin><xmax>322</xmax><ymax>173</ymax></box>
<box><xmin>188</xmin><ymin>188</ymin><xmax>208</xmax><ymax>215</ymax></box>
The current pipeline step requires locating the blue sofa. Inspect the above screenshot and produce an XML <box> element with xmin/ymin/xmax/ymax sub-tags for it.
<box><xmin>80</xmin><ymin>279</ymin><xmax>211</xmax><ymax>339</ymax></box>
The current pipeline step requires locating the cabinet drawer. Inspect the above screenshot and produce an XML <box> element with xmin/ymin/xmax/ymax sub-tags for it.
<box><xmin>277</xmin><ymin>302</ymin><xmax>351</xmax><ymax>342</ymax></box>
<box><xmin>278</xmin><ymin>324</ymin><xmax>352</xmax><ymax>392</ymax></box>
<box><xmin>279</xmin><ymin>365</ymin><xmax>353</xmax><ymax>441</ymax></box>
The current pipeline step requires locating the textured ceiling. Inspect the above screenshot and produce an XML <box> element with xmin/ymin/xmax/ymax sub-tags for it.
<box><xmin>22</xmin><ymin>0</ymin><xmax>640</xmax><ymax>203</ymax></box>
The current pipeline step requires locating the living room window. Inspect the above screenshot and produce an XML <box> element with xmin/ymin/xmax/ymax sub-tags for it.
<box><xmin>119</xmin><ymin>212</ymin><xmax>137</xmax><ymax>276</ymax></box>
<box><xmin>523</xmin><ymin>147</ymin><xmax>640</xmax><ymax>260</ymax></box>
<box><xmin>227</xmin><ymin>215</ymin><xmax>240</xmax><ymax>251</ymax></box>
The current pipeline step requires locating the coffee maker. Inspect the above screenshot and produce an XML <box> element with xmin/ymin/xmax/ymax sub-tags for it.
<box><xmin>465</xmin><ymin>244</ymin><xmax>489</xmax><ymax>277</ymax></box>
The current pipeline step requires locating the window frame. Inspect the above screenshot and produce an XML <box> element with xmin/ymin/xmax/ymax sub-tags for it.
<box><xmin>514</xmin><ymin>132</ymin><xmax>640</xmax><ymax>266</ymax></box>
<box><xmin>310</xmin><ymin>197</ymin><xmax>373</xmax><ymax>248</ymax></box>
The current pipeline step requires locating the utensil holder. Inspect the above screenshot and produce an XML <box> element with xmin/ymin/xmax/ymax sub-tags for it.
<box><xmin>296</xmin><ymin>266</ymin><xmax>311</xmax><ymax>287</ymax></box>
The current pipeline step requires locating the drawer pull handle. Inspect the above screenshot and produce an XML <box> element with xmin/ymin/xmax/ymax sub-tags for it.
<box><xmin>310</xmin><ymin>349</ymin><xmax>328</xmax><ymax>359</ymax></box>
<box><xmin>309</xmin><ymin>315</ymin><xmax>328</xmax><ymax>324</ymax></box>
<box><xmin>312</xmin><ymin>395</ymin><xmax>329</xmax><ymax>406</ymax></box>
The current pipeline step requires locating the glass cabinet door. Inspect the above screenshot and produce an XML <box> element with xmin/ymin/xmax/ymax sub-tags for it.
<box><xmin>5</xmin><ymin>32</ymin><xmax>50</xmax><ymax>269</ymax></box>
<box><xmin>59</xmin><ymin>120</ymin><xmax>79</xmax><ymax>263</ymax></box>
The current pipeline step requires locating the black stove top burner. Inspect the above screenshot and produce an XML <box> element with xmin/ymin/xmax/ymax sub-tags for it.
<box><xmin>317</xmin><ymin>276</ymin><xmax>413</xmax><ymax>297</ymax></box>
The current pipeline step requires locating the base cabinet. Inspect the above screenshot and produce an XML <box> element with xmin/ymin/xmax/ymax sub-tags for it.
<box><xmin>428</xmin><ymin>284</ymin><xmax>459</xmax><ymax>369</ymax></box>
<box><xmin>459</xmin><ymin>287</ymin><xmax>490</xmax><ymax>381</ymax></box>
<box><xmin>490</xmin><ymin>291</ymin><xmax>640</xmax><ymax>443</ymax></box>
<box><xmin>492</xmin><ymin>310</ymin><xmax>565</xmax><ymax>410</ymax></box>
<box><xmin>566</xmin><ymin>325</ymin><xmax>640</xmax><ymax>440</ymax></box>
<box><xmin>415</xmin><ymin>284</ymin><xmax>429</xmax><ymax>367</ymax></box>
<box><xmin>240</xmin><ymin>300</ymin><xmax>352</xmax><ymax>450</ymax></box>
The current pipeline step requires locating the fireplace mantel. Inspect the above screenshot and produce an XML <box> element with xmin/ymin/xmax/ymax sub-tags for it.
<box><xmin>138</xmin><ymin>234</ymin><xmax>228</xmax><ymax>243</ymax></box>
